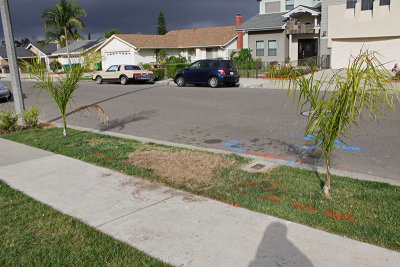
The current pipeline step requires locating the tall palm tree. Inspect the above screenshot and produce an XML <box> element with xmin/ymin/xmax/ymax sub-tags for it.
<box><xmin>40</xmin><ymin>0</ymin><xmax>86</xmax><ymax>70</ymax></box>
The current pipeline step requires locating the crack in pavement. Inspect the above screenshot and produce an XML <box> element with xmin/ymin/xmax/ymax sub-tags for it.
<box><xmin>94</xmin><ymin>195</ymin><xmax>177</xmax><ymax>228</ymax></box>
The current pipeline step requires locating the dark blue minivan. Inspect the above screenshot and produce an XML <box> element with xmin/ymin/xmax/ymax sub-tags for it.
<box><xmin>174</xmin><ymin>59</ymin><xmax>239</xmax><ymax>88</ymax></box>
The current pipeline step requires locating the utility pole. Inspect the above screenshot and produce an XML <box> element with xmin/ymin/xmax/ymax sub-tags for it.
<box><xmin>0</xmin><ymin>0</ymin><xmax>25</xmax><ymax>123</ymax></box>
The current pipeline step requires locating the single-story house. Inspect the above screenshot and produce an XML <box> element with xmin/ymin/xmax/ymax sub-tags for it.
<box><xmin>0</xmin><ymin>47</ymin><xmax>36</xmax><ymax>73</ymax></box>
<box><xmin>51</xmin><ymin>39</ymin><xmax>105</xmax><ymax>68</ymax></box>
<box><xmin>96</xmin><ymin>25</ymin><xmax>238</xmax><ymax>70</ymax></box>
<box><xmin>26</xmin><ymin>42</ymin><xmax>59</xmax><ymax>71</ymax></box>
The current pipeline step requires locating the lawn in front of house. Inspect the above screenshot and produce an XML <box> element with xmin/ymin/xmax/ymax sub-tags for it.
<box><xmin>0</xmin><ymin>180</ymin><xmax>170</xmax><ymax>266</ymax></box>
<box><xmin>2</xmin><ymin>127</ymin><xmax>400</xmax><ymax>252</ymax></box>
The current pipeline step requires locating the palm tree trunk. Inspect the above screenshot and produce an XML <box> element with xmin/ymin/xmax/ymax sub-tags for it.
<box><xmin>323</xmin><ymin>151</ymin><xmax>331</xmax><ymax>195</ymax></box>
<box><xmin>64</xmin><ymin>27</ymin><xmax>72</xmax><ymax>71</ymax></box>
<box><xmin>61</xmin><ymin>113</ymin><xmax>67</xmax><ymax>137</ymax></box>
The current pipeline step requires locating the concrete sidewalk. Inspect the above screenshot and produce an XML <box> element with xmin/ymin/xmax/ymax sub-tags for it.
<box><xmin>1</xmin><ymin>138</ymin><xmax>399</xmax><ymax>267</ymax></box>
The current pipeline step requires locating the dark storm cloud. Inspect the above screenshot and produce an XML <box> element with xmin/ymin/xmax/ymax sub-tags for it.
<box><xmin>1</xmin><ymin>0</ymin><xmax>258</xmax><ymax>41</ymax></box>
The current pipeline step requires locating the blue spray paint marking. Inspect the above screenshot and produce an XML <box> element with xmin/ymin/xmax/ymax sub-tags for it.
<box><xmin>224</xmin><ymin>140</ymin><xmax>246</xmax><ymax>153</ymax></box>
<box><xmin>297</xmin><ymin>135</ymin><xmax>360</xmax><ymax>151</ymax></box>
<box><xmin>274</xmin><ymin>160</ymin><xmax>294</xmax><ymax>164</ymax></box>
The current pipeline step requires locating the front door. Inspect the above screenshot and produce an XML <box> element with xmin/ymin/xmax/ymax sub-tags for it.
<box><xmin>298</xmin><ymin>39</ymin><xmax>318</xmax><ymax>60</ymax></box>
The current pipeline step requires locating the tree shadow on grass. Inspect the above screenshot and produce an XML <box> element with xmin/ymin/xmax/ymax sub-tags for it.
<box><xmin>249</xmin><ymin>222</ymin><xmax>313</xmax><ymax>267</ymax></box>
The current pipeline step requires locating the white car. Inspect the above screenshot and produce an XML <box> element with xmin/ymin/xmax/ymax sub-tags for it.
<box><xmin>93</xmin><ymin>65</ymin><xmax>155</xmax><ymax>85</ymax></box>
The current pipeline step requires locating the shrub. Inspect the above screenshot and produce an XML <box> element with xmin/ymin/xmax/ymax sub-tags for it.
<box><xmin>151</xmin><ymin>68</ymin><xmax>165</xmax><ymax>80</ymax></box>
<box><xmin>166</xmin><ymin>63</ymin><xmax>189</xmax><ymax>79</ymax></box>
<box><xmin>167</xmin><ymin>55</ymin><xmax>187</xmax><ymax>64</ymax></box>
<box><xmin>142</xmin><ymin>63</ymin><xmax>152</xmax><ymax>70</ymax></box>
<box><xmin>50</xmin><ymin>60</ymin><xmax>62</xmax><ymax>72</ymax></box>
<box><xmin>94</xmin><ymin>62</ymin><xmax>102</xmax><ymax>71</ymax></box>
<box><xmin>62</xmin><ymin>64</ymin><xmax>81</xmax><ymax>72</ymax></box>
<box><xmin>0</xmin><ymin>108</ymin><xmax>20</xmax><ymax>131</ymax></box>
<box><xmin>23</xmin><ymin>106</ymin><xmax>40</xmax><ymax>127</ymax></box>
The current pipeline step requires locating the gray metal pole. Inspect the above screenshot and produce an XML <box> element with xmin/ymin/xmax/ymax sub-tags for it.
<box><xmin>0</xmin><ymin>0</ymin><xmax>25</xmax><ymax>123</ymax></box>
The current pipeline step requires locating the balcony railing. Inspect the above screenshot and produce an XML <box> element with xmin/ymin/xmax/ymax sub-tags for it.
<box><xmin>286</xmin><ymin>19</ymin><xmax>317</xmax><ymax>34</ymax></box>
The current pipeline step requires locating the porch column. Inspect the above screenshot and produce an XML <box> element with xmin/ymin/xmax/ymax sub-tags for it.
<box><xmin>288</xmin><ymin>34</ymin><xmax>292</xmax><ymax>61</ymax></box>
<box><xmin>314</xmin><ymin>16</ymin><xmax>318</xmax><ymax>28</ymax></box>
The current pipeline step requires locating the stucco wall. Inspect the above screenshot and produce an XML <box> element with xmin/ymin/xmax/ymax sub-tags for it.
<box><xmin>260</xmin><ymin>0</ymin><xmax>321</xmax><ymax>14</ymax></box>
<box><xmin>327</xmin><ymin>1</ymin><xmax>400</xmax><ymax>47</ymax></box>
<box><xmin>248</xmin><ymin>30</ymin><xmax>288</xmax><ymax>62</ymax></box>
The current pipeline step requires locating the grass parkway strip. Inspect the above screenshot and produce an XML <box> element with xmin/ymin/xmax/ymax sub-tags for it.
<box><xmin>2</xmin><ymin>127</ymin><xmax>400</xmax><ymax>253</ymax></box>
<box><xmin>0</xmin><ymin>180</ymin><xmax>171</xmax><ymax>266</ymax></box>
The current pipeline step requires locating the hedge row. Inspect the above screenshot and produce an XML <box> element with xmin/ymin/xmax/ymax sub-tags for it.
<box><xmin>166</xmin><ymin>63</ymin><xmax>189</xmax><ymax>79</ymax></box>
<box><xmin>150</xmin><ymin>63</ymin><xmax>189</xmax><ymax>80</ymax></box>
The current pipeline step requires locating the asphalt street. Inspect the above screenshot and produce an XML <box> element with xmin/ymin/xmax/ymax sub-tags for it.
<box><xmin>1</xmin><ymin>80</ymin><xmax>399</xmax><ymax>181</ymax></box>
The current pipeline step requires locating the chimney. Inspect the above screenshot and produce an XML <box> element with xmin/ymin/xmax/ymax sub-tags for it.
<box><xmin>236</xmin><ymin>13</ymin><xmax>243</xmax><ymax>50</ymax></box>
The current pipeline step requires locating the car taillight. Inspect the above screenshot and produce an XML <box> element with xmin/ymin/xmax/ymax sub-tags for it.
<box><xmin>218</xmin><ymin>70</ymin><xmax>226</xmax><ymax>76</ymax></box>
<box><xmin>149</xmin><ymin>72</ymin><xmax>154</xmax><ymax>75</ymax></box>
<box><xmin>133</xmin><ymin>73</ymin><xmax>141</xmax><ymax>76</ymax></box>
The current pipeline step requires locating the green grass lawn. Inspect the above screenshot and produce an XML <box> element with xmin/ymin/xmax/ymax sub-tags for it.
<box><xmin>0</xmin><ymin>180</ymin><xmax>170</xmax><ymax>266</ymax></box>
<box><xmin>2</xmin><ymin>127</ymin><xmax>400</xmax><ymax>252</ymax></box>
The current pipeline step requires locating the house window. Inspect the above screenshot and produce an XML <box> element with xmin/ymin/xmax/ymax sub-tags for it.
<box><xmin>256</xmin><ymin>41</ymin><xmax>264</xmax><ymax>57</ymax></box>
<box><xmin>286</xmin><ymin>0</ymin><xmax>294</xmax><ymax>10</ymax></box>
<box><xmin>268</xmin><ymin>40</ymin><xmax>277</xmax><ymax>57</ymax></box>
<box><xmin>380</xmin><ymin>0</ymin><xmax>390</xmax><ymax>5</ymax></box>
<box><xmin>346</xmin><ymin>0</ymin><xmax>357</xmax><ymax>8</ymax></box>
<box><xmin>361</xmin><ymin>0</ymin><xmax>374</xmax><ymax>10</ymax></box>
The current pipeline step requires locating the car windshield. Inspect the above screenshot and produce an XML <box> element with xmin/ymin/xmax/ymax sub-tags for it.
<box><xmin>125</xmin><ymin>65</ymin><xmax>141</xmax><ymax>70</ymax></box>
<box><xmin>0</xmin><ymin>82</ymin><xmax>7</xmax><ymax>89</ymax></box>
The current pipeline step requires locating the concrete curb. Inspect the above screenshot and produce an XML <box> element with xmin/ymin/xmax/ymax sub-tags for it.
<box><xmin>52</xmin><ymin>122</ymin><xmax>400</xmax><ymax>187</ymax></box>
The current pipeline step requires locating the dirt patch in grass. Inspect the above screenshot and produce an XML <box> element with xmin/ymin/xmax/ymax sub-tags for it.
<box><xmin>126</xmin><ymin>150</ymin><xmax>237</xmax><ymax>183</ymax></box>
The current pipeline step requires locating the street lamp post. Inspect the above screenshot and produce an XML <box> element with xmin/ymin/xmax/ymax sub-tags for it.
<box><xmin>0</xmin><ymin>0</ymin><xmax>25</xmax><ymax>123</ymax></box>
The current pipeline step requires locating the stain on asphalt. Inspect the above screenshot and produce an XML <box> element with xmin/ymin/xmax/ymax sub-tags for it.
<box><xmin>204</xmin><ymin>139</ymin><xmax>223</xmax><ymax>144</ymax></box>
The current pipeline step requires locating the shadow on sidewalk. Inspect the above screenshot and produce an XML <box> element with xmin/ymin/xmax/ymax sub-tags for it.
<box><xmin>248</xmin><ymin>222</ymin><xmax>313</xmax><ymax>267</ymax></box>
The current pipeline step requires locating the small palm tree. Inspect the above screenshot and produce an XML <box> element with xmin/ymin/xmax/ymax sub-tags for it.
<box><xmin>40</xmin><ymin>0</ymin><xmax>87</xmax><ymax>70</ymax></box>
<box><xmin>23</xmin><ymin>53</ymin><xmax>108</xmax><ymax>137</ymax></box>
<box><xmin>288</xmin><ymin>50</ymin><xmax>399</xmax><ymax>196</ymax></box>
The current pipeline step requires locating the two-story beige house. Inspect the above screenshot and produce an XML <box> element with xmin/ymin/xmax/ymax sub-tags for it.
<box><xmin>323</xmin><ymin>0</ymin><xmax>399</xmax><ymax>69</ymax></box>
<box><xmin>237</xmin><ymin>0</ymin><xmax>323</xmax><ymax>64</ymax></box>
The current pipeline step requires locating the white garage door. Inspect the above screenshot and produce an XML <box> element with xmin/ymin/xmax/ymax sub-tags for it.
<box><xmin>105</xmin><ymin>51</ymin><xmax>132</xmax><ymax>69</ymax></box>
<box><xmin>331</xmin><ymin>38</ymin><xmax>400</xmax><ymax>69</ymax></box>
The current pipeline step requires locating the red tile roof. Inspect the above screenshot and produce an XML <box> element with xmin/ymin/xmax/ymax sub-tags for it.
<box><xmin>114</xmin><ymin>25</ymin><xmax>237</xmax><ymax>49</ymax></box>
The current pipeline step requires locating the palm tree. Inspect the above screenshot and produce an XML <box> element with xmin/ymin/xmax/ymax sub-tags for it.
<box><xmin>40</xmin><ymin>0</ymin><xmax>86</xmax><ymax>70</ymax></box>
<box><xmin>287</xmin><ymin>50</ymin><xmax>399</xmax><ymax>196</ymax></box>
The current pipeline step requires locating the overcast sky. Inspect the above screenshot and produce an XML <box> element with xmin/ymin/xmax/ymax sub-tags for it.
<box><xmin>1</xmin><ymin>0</ymin><xmax>259</xmax><ymax>41</ymax></box>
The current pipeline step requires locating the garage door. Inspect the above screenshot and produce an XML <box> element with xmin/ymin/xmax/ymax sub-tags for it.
<box><xmin>331</xmin><ymin>38</ymin><xmax>400</xmax><ymax>69</ymax></box>
<box><xmin>105</xmin><ymin>52</ymin><xmax>132</xmax><ymax>69</ymax></box>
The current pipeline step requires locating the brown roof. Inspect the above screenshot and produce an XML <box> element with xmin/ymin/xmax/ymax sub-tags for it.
<box><xmin>114</xmin><ymin>25</ymin><xmax>237</xmax><ymax>49</ymax></box>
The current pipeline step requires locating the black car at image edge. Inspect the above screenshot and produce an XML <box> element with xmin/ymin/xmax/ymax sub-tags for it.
<box><xmin>174</xmin><ymin>59</ymin><xmax>240</xmax><ymax>88</ymax></box>
<box><xmin>0</xmin><ymin>82</ymin><xmax>12</xmax><ymax>102</ymax></box>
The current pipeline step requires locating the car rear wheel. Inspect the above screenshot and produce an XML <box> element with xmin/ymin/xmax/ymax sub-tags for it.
<box><xmin>96</xmin><ymin>76</ymin><xmax>103</xmax><ymax>84</ymax></box>
<box><xmin>208</xmin><ymin>76</ymin><xmax>220</xmax><ymax>88</ymax></box>
<box><xmin>120</xmin><ymin>76</ymin><xmax>128</xmax><ymax>85</ymax></box>
<box><xmin>7</xmin><ymin>94</ymin><xmax>13</xmax><ymax>102</ymax></box>
<box><xmin>176</xmin><ymin>76</ymin><xmax>185</xmax><ymax>87</ymax></box>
